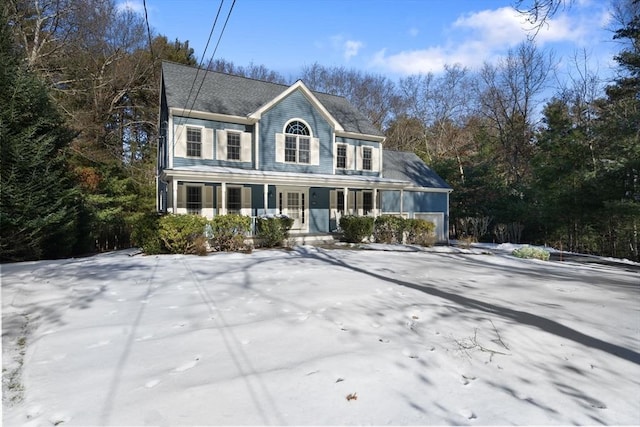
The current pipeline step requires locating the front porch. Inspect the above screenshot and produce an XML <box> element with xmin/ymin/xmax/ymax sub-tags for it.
<box><xmin>160</xmin><ymin>167</ymin><xmax>411</xmax><ymax>235</ymax></box>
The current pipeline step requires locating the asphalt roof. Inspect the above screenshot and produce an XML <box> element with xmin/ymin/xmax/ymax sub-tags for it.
<box><xmin>383</xmin><ymin>150</ymin><xmax>451</xmax><ymax>190</ymax></box>
<box><xmin>161</xmin><ymin>61</ymin><xmax>383</xmax><ymax>137</ymax></box>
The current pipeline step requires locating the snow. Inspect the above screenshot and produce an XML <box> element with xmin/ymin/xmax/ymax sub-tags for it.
<box><xmin>2</xmin><ymin>245</ymin><xmax>639</xmax><ymax>426</ymax></box>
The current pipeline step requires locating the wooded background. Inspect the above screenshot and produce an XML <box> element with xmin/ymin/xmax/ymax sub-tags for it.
<box><xmin>1</xmin><ymin>0</ymin><xmax>638</xmax><ymax>262</ymax></box>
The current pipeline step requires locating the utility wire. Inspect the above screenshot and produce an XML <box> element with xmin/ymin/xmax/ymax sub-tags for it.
<box><xmin>187</xmin><ymin>0</ymin><xmax>236</xmax><ymax>120</ymax></box>
<box><xmin>143</xmin><ymin>0</ymin><xmax>155</xmax><ymax>61</ymax></box>
<box><xmin>173</xmin><ymin>0</ymin><xmax>227</xmax><ymax>147</ymax></box>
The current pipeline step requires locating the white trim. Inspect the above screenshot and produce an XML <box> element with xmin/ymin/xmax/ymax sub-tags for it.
<box><xmin>168</xmin><ymin>115</ymin><xmax>174</xmax><ymax>168</ymax></box>
<box><xmin>282</xmin><ymin>118</ymin><xmax>314</xmax><ymax>137</ymax></box>
<box><xmin>276</xmin><ymin>186</ymin><xmax>309</xmax><ymax>232</ymax></box>
<box><xmin>170</xmin><ymin>107</ymin><xmax>255</xmax><ymax>125</ymax></box>
<box><xmin>163</xmin><ymin>167</ymin><xmax>414</xmax><ymax>190</ymax></box>
<box><xmin>254</xmin><ymin>122</ymin><xmax>260</xmax><ymax>170</ymax></box>
<box><xmin>249</xmin><ymin>81</ymin><xmax>344</xmax><ymax>132</ymax></box>
<box><xmin>335</xmin><ymin>130</ymin><xmax>385</xmax><ymax>143</ymax></box>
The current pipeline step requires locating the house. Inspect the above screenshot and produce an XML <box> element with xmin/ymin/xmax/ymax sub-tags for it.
<box><xmin>157</xmin><ymin>61</ymin><xmax>452</xmax><ymax>242</ymax></box>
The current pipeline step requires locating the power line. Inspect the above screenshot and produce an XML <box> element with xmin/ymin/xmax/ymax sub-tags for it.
<box><xmin>143</xmin><ymin>0</ymin><xmax>155</xmax><ymax>61</ymax></box>
<box><xmin>174</xmin><ymin>0</ymin><xmax>224</xmax><ymax>127</ymax></box>
<box><xmin>173</xmin><ymin>0</ymin><xmax>236</xmax><ymax>147</ymax></box>
<box><xmin>187</xmin><ymin>0</ymin><xmax>237</xmax><ymax>119</ymax></box>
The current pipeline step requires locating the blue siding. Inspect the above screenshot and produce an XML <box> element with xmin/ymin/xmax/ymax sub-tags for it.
<box><xmin>260</xmin><ymin>90</ymin><xmax>333</xmax><ymax>174</ymax></box>
<box><xmin>381</xmin><ymin>190</ymin><xmax>402</xmax><ymax>212</ymax></box>
<box><xmin>173</xmin><ymin>116</ymin><xmax>254</xmax><ymax>168</ymax></box>
<box><xmin>403</xmin><ymin>191</ymin><xmax>448</xmax><ymax>213</ymax></box>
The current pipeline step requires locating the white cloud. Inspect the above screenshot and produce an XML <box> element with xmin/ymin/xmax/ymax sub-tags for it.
<box><xmin>370</xmin><ymin>6</ymin><xmax>608</xmax><ymax>76</ymax></box>
<box><xmin>116</xmin><ymin>0</ymin><xmax>145</xmax><ymax>14</ymax></box>
<box><xmin>343</xmin><ymin>40</ymin><xmax>363</xmax><ymax>60</ymax></box>
<box><xmin>329</xmin><ymin>35</ymin><xmax>364</xmax><ymax>61</ymax></box>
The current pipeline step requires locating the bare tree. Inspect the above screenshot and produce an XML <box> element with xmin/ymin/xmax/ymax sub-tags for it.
<box><xmin>207</xmin><ymin>58</ymin><xmax>288</xmax><ymax>84</ymax></box>
<box><xmin>477</xmin><ymin>41</ymin><xmax>553</xmax><ymax>186</ymax></box>
<box><xmin>513</xmin><ymin>0</ymin><xmax>573</xmax><ymax>37</ymax></box>
<box><xmin>397</xmin><ymin>65</ymin><xmax>477</xmax><ymax>180</ymax></box>
<box><xmin>300</xmin><ymin>63</ymin><xmax>400</xmax><ymax>131</ymax></box>
<box><xmin>7</xmin><ymin>0</ymin><xmax>78</xmax><ymax>69</ymax></box>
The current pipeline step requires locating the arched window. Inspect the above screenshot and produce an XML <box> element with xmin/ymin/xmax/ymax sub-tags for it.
<box><xmin>285</xmin><ymin>121</ymin><xmax>310</xmax><ymax>136</ymax></box>
<box><xmin>284</xmin><ymin>120</ymin><xmax>311</xmax><ymax>163</ymax></box>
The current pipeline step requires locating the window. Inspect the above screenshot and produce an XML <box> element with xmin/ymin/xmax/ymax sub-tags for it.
<box><xmin>227</xmin><ymin>132</ymin><xmax>240</xmax><ymax>161</ymax></box>
<box><xmin>284</xmin><ymin>120</ymin><xmax>311</xmax><ymax>164</ymax></box>
<box><xmin>227</xmin><ymin>187</ymin><xmax>242</xmax><ymax>214</ymax></box>
<box><xmin>186</xmin><ymin>127</ymin><xmax>202</xmax><ymax>157</ymax></box>
<box><xmin>298</xmin><ymin>138</ymin><xmax>310</xmax><ymax>164</ymax></box>
<box><xmin>285</xmin><ymin>121</ymin><xmax>310</xmax><ymax>136</ymax></box>
<box><xmin>337</xmin><ymin>144</ymin><xmax>347</xmax><ymax>169</ymax></box>
<box><xmin>186</xmin><ymin>186</ymin><xmax>202</xmax><ymax>214</ymax></box>
<box><xmin>362</xmin><ymin>191</ymin><xmax>373</xmax><ymax>215</ymax></box>
<box><xmin>337</xmin><ymin>190</ymin><xmax>345</xmax><ymax>213</ymax></box>
<box><xmin>362</xmin><ymin>146</ymin><xmax>372</xmax><ymax>171</ymax></box>
<box><xmin>285</xmin><ymin>136</ymin><xmax>297</xmax><ymax>162</ymax></box>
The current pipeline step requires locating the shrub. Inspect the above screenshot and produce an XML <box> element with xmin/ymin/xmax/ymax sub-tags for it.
<box><xmin>512</xmin><ymin>246</ymin><xmax>550</xmax><ymax>261</ymax></box>
<box><xmin>340</xmin><ymin>215</ymin><xmax>374</xmax><ymax>243</ymax></box>
<box><xmin>130</xmin><ymin>211</ymin><xmax>163</xmax><ymax>254</ymax></box>
<box><xmin>256</xmin><ymin>215</ymin><xmax>294</xmax><ymax>248</ymax></box>
<box><xmin>374</xmin><ymin>215</ymin><xmax>405</xmax><ymax>244</ymax></box>
<box><xmin>405</xmin><ymin>219</ymin><xmax>436</xmax><ymax>247</ymax></box>
<box><xmin>158</xmin><ymin>214</ymin><xmax>209</xmax><ymax>254</ymax></box>
<box><xmin>209</xmin><ymin>214</ymin><xmax>252</xmax><ymax>252</ymax></box>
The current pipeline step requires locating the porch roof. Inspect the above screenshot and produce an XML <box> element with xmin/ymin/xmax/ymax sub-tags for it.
<box><xmin>161</xmin><ymin>165</ymin><xmax>449</xmax><ymax>192</ymax></box>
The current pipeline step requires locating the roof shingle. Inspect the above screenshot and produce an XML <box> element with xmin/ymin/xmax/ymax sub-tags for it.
<box><xmin>161</xmin><ymin>61</ymin><xmax>383</xmax><ymax>137</ymax></box>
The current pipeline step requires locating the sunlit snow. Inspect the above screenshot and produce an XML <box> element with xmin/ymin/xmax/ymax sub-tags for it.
<box><xmin>2</xmin><ymin>245</ymin><xmax>639</xmax><ymax>425</ymax></box>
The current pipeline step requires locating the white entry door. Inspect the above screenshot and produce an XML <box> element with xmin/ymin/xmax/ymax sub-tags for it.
<box><xmin>279</xmin><ymin>188</ymin><xmax>308</xmax><ymax>231</ymax></box>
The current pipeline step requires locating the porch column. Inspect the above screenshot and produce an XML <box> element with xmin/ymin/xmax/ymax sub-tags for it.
<box><xmin>343</xmin><ymin>187</ymin><xmax>349</xmax><ymax>215</ymax></box>
<box><xmin>400</xmin><ymin>189</ymin><xmax>404</xmax><ymax>216</ymax></box>
<box><xmin>373</xmin><ymin>188</ymin><xmax>378</xmax><ymax>218</ymax></box>
<box><xmin>220</xmin><ymin>182</ymin><xmax>227</xmax><ymax>215</ymax></box>
<box><xmin>172</xmin><ymin>180</ymin><xmax>178</xmax><ymax>214</ymax></box>
<box><xmin>263</xmin><ymin>183</ymin><xmax>269</xmax><ymax>215</ymax></box>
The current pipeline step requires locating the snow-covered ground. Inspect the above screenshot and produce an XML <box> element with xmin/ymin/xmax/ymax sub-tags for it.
<box><xmin>2</xmin><ymin>245</ymin><xmax>639</xmax><ymax>426</ymax></box>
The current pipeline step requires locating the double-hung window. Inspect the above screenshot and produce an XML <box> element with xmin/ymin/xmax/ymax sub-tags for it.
<box><xmin>284</xmin><ymin>120</ymin><xmax>310</xmax><ymax>164</ymax></box>
<box><xmin>186</xmin><ymin>127</ymin><xmax>202</xmax><ymax>157</ymax></box>
<box><xmin>227</xmin><ymin>132</ymin><xmax>241</xmax><ymax>161</ymax></box>
<box><xmin>227</xmin><ymin>187</ymin><xmax>242</xmax><ymax>214</ymax></box>
<box><xmin>337</xmin><ymin>144</ymin><xmax>347</xmax><ymax>169</ymax></box>
<box><xmin>337</xmin><ymin>190</ymin><xmax>345</xmax><ymax>213</ymax></box>
<box><xmin>362</xmin><ymin>146</ymin><xmax>372</xmax><ymax>171</ymax></box>
<box><xmin>362</xmin><ymin>191</ymin><xmax>373</xmax><ymax>215</ymax></box>
<box><xmin>186</xmin><ymin>186</ymin><xmax>202</xmax><ymax>214</ymax></box>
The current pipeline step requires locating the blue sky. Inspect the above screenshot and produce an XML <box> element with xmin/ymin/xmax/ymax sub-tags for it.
<box><xmin>121</xmin><ymin>0</ymin><xmax>618</xmax><ymax>82</ymax></box>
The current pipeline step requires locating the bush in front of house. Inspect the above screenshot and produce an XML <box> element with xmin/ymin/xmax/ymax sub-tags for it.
<box><xmin>158</xmin><ymin>214</ymin><xmax>209</xmax><ymax>254</ymax></box>
<box><xmin>208</xmin><ymin>214</ymin><xmax>252</xmax><ymax>252</ymax></box>
<box><xmin>405</xmin><ymin>218</ymin><xmax>436</xmax><ymax>247</ymax></box>
<box><xmin>130</xmin><ymin>211</ymin><xmax>164</xmax><ymax>254</ymax></box>
<box><xmin>256</xmin><ymin>215</ymin><xmax>294</xmax><ymax>248</ymax></box>
<box><xmin>340</xmin><ymin>215</ymin><xmax>374</xmax><ymax>243</ymax></box>
<box><xmin>512</xmin><ymin>246</ymin><xmax>550</xmax><ymax>261</ymax></box>
<box><xmin>374</xmin><ymin>215</ymin><xmax>405</xmax><ymax>244</ymax></box>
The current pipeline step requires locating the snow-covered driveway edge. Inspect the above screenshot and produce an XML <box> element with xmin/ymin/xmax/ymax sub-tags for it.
<box><xmin>2</xmin><ymin>246</ymin><xmax>639</xmax><ymax>425</ymax></box>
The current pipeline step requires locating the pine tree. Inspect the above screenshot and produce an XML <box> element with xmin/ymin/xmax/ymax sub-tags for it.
<box><xmin>0</xmin><ymin>11</ymin><xmax>79</xmax><ymax>261</ymax></box>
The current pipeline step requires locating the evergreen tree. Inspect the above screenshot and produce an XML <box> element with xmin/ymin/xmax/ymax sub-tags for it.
<box><xmin>596</xmin><ymin>0</ymin><xmax>640</xmax><ymax>260</ymax></box>
<box><xmin>0</xmin><ymin>11</ymin><xmax>79</xmax><ymax>261</ymax></box>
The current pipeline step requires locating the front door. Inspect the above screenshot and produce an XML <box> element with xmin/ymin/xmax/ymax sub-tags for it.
<box><xmin>278</xmin><ymin>187</ymin><xmax>307</xmax><ymax>231</ymax></box>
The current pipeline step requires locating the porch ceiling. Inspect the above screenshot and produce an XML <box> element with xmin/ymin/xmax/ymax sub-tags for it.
<box><xmin>162</xmin><ymin>165</ymin><xmax>413</xmax><ymax>190</ymax></box>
